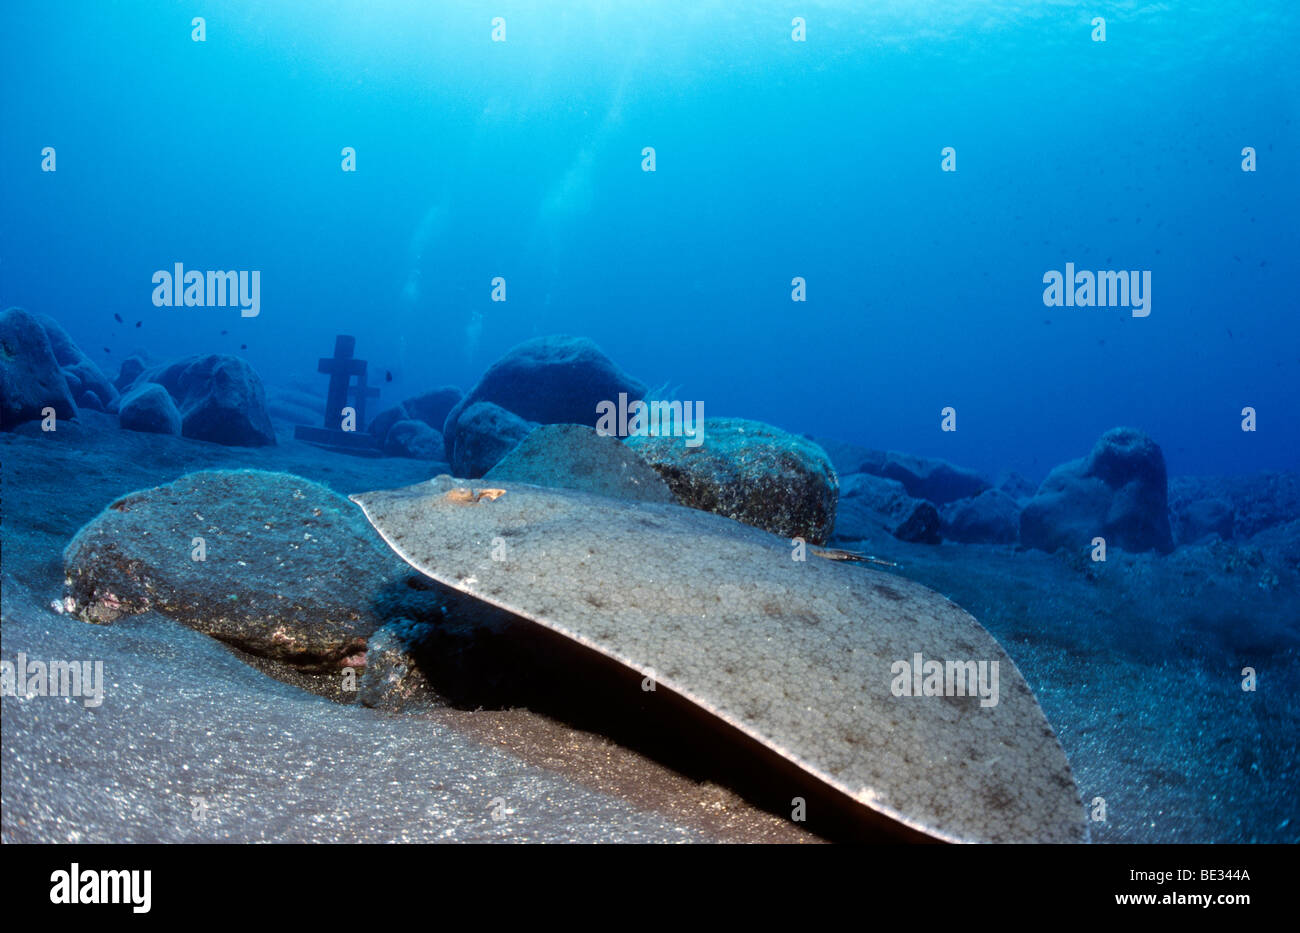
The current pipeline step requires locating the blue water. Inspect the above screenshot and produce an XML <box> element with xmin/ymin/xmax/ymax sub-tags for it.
<box><xmin>3</xmin><ymin>0</ymin><xmax>1297</xmax><ymax>479</ymax></box>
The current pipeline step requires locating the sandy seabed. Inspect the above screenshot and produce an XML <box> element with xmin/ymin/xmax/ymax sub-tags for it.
<box><xmin>2</xmin><ymin>412</ymin><xmax>1296</xmax><ymax>843</ymax></box>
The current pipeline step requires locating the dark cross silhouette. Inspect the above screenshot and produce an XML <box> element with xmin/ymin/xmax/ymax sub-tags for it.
<box><xmin>317</xmin><ymin>335</ymin><xmax>367</xmax><ymax>430</ymax></box>
<box><xmin>294</xmin><ymin>334</ymin><xmax>384</xmax><ymax>455</ymax></box>
<box><xmin>348</xmin><ymin>369</ymin><xmax>381</xmax><ymax>430</ymax></box>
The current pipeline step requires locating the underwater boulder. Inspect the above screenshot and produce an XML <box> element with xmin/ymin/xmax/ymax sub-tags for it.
<box><xmin>383</xmin><ymin>418</ymin><xmax>445</xmax><ymax>460</ymax></box>
<box><xmin>449</xmin><ymin>401</ymin><xmax>535</xmax><ymax>477</ymax></box>
<box><xmin>356</xmin><ymin>618</ymin><xmax>440</xmax><ymax>712</ymax></box>
<box><xmin>442</xmin><ymin>336</ymin><xmax>645</xmax><ymax>462</ymax></box>
<box><xmin>31</xmin><ymin>312</ymin><xmax>119</xmax><ymax>413</ymax></box>
<box><xmin>1020</xmin><ymin>427</ymin><xmax>1174</xmax><ymax>554</ymax></box>
<box><xmin>834</xmin><ymin>472</ymin><xmax>941</xmax><ymax>544</ymax></box>
<box><xmin>997</xmin><ymin>471</ymin><xmax>1038</xmax><ymax>503</ymax></box>
<box><xmin>114</xmin><ymin>355</ymin><xmax>147</xmax><ymax>392</ymax></box>
<box><xmin>484</xmin><ymin>423</ymin><xmax>675</xmax><ymax>504</ymax></box>
<box><xmin>941</xmin><ymin>489</ymin><xmax>1021</xmax><ymax>545</ymax></box>
<box><xmin>1169</xmin><ymin>473</ymin><xmax>1299</xmax><ymax>539</ymax></box>
<box><xmin>356</xmin><ymin>596</ymin><xmax>542</xmax><ymax>713</ymax></box>
<box><xmin>137</xmin><ymin>353</ymin><xmax>276</xmax><ymax>447</ymax></box>
<box><xmin>63</xmin><ymin>469</ymin><xmax>406</xmax><ymax>670</ymax></box>
<box><xmin>0</xmin><ymin>306</ymin><xmax>77</xmax><ymax>429</ymax></box>
<box><xmin>117</xmin><ymin>383</ymin><xmax>182</xmax><ymax>436</ymax></box>
<box><xmin>402</xmin><ymin>386</ymin><xmax>462</xmax><ymax>431</ymax></box>
<box><xmin>805</xmin><ymin>435</ymin><xmax>888</xmax><ymax>476</ymax></box>
<box><xmin>369</xmin><ymin>385</ymin><xmax>463</xmax><ymax>441</ymax></box>
<box><xmin>873</xmin><ymin>451</ymin><xmax>990</xmax><ymax>506</ymax></box>
<box><xmin>1174</xmin><ymin>497</ymin><xmax>1235</xmax><ymax>544</ymax></box>
<box><xmin>626</xmin><ymin>417</ymin><xmax>838</xmax><ymax>544</ymax></box>
<box><xmin>807</xmin><ymin>436</ymin><xmax>989</xmax><ymax>506</ymax></box>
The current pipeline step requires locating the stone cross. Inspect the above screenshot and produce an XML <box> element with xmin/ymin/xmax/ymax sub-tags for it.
<box><xmin>348</xmin><ymin>369</ymin><xmax>381</xmax><ymax>429</ymax></box>
<box><xmin>317</xmin><ymin>335</ymin><xmax>367</xmax><ymax>430</ymax></box>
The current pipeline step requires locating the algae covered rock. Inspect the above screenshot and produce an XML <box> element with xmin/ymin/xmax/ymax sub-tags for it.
<box><xmin>485</xmin><ymin>423</ymin><xmax>675</xmax><ymax>503</ymax></box>
<box><xmin>1020</xmin><ymin>427</ymin><xmax>1173</xmax><ymax>554</ymax></box>
<box><xmin>356</xmin><ymin>618</ymin><xmax>441</xmax><ymax>711</ymax></box>
<box><xmin>63</xmin><ymin>469</ymin><xmax>405</xmax><ymax>669</ymax></box>
<box><xmin>627</xmin><ymin>417</ymin><xmax>838</xmax><ymax>544</ymax></box>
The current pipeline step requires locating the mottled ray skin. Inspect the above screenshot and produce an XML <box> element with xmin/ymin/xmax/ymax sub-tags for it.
<box><xmin>352</xmin><ymin>475</ymin><xmax>1088</xmax><ymax>843</ymax></box>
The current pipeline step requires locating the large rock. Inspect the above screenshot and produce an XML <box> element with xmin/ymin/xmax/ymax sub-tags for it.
<box><xmin>941</xmin><ymin>489</ymin><xmax>1020</xmax><ymax>545</ymax></box>
<box><xmin>383</xmin><ymin>419</ymin><xmax>445</xmax><ymax>460</ymax></box>
<box><xmin>872</xmin><ymin>452</ymin><xmax>990</xmax><ymax>505</ymax></box>
<box><xmin>443</xmin><ymin>336</ymin><xmax>644</xmax><ymax>462</ymax></box>
<box><xmin>369</xmin><ymin>386</ymin><xmax>463</xmax><ymax>441</ymax></box>
<box><xmin>0</xmin><ymin>307</ymin><xmax>77</xmax><ymax>429</ymax></box>
<box><xmin>626</xmin><ymin>417</ymin><xmax>838</xmax><ymax>544</ymax></box>
<box><xmin>449</xmin><ymin>401</ymin><xmax>535</xmax><ymax>477</ymax></box>
<box><xmin>117</xmin><ymin>383</ymin><xmax>182</xmax><ymax>436</ymax></box>
<box><xmin>114</xmin><ymin>355</ymin><xmax>147</xmax><ymax>392</ymax></box>
<box><xmin>997</xmin><ymin>471</ymin><xmax>1037</xmax><ymax>502</ymax></box>
<box><xmin>356</xmin><ymin>618</ymin><xmax>441</xmax><ymax>712</ymax></box>
<box><xmin>137</xmin><ymin>354</ymin><xmax>276</xmax><ymax>447</ymax></box>
<box><xmin>32</xmin><ymin>312</ymin><xmax>119</xmax><ymax>413</ymax></box>
<box><xmin>485</xmin><ymin>423</ymin><xmax>676</xmax><ymax>504</ymax></box>
<box><xmin>1020</xmin><ymin>427</ymin><xmax>1174</xmax><ymax>554</ymax></box>
<box><xmin>63</xmin><ymin>470</ymin><xmax>404</xmax><ymax>669</ymax></box>
<box><xmin>806</xmin><ymin>436</ymin><xmax>988</xmax><ymax>506</ymax></box>
<box><xmin>1169</xmin><ymin>473</ymin><xmax>1299</xmax><ymax>540</ymax></box>
<box><xmin>1174</xmin><ymin>497</ymin><xmax>1234</xmax><ymax>544</ymax></box>
<box><xmin>834</xmin><ymin>472</ymin><xmax>941</xmax><ymax>544</ymax></box>
<box><xmin>805</xmin><ymin>436</ymin><xmax>887</xmax><ymax>476</ymax></box>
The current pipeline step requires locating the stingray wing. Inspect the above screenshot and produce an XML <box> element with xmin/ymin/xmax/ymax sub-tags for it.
<box><xmin>352</xmin><ymin>476</ymin><xmax>1088</xmax><ymax>843</ymax></box>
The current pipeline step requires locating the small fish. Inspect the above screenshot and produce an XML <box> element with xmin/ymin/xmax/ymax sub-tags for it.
<box><xmin>135</xmin><ymin>320</ymin><xmax>142</xmax><ymax>328</ymax></box>
<box><xmin>240</xmin><ymin>344</ymin><xmax>248</xmax><ymax>350</ymax></box>
<box><xmin>113</xmin><ymin>313</ymin><xmax>123</xmax><ymax>323</ymax></box>
<box><xmin>385</xmin><ymin>370</ymin><xmax>393</xmax><ymax>383</ymax></box>
<box><xmin>810</xmin><ymin>547</ymin><xmax>898</xmax><ymax>568</ymax></box>
<box><xmin>102</xmin><ymin>347</ymin><xmax>111</xmax><ymax>354</ymax></box>
<box><xmin>220</xmin><ymin>330</ymin><xmax>228</xmax><ymax>336</ymax></box>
